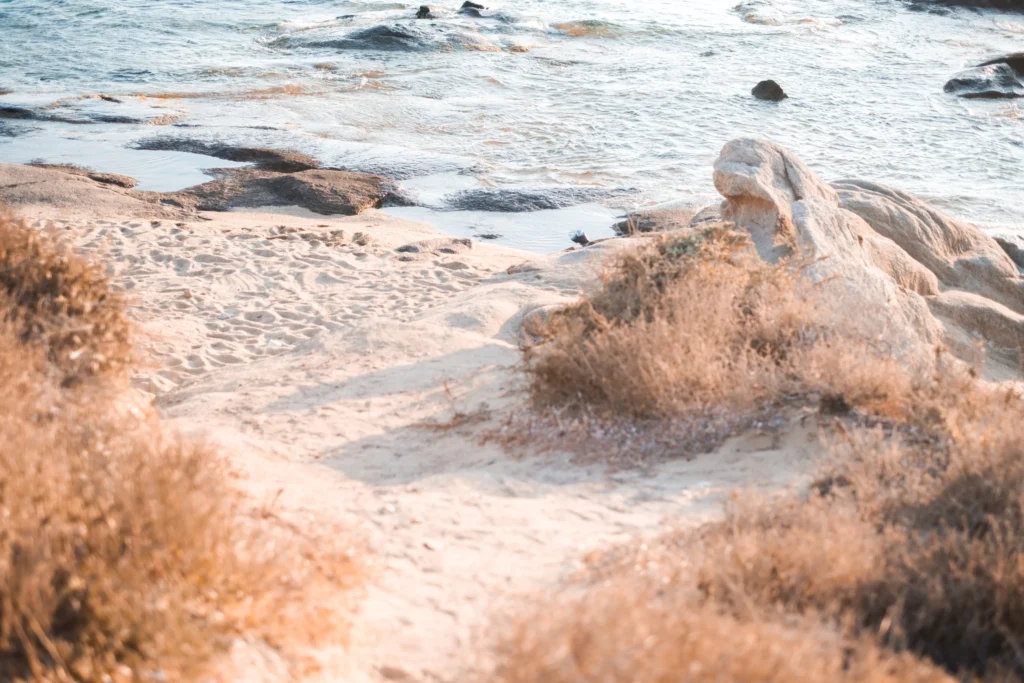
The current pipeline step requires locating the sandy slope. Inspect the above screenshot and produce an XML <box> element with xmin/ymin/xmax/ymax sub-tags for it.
<box><xmin>17</xmin><ymin>205</ymin><xmax>822</xmax><ymax>681</ymax></box>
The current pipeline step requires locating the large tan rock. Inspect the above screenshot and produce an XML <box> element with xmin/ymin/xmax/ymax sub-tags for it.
<box><xmin>833</xmin><ymin>179</ymin><xmax>1024</xmax><ymax>314</ymax></box>
<box><xmin>712</xmin><ymin>138</ymin><xmax>1024</xmax><ymax>362</ymax></box>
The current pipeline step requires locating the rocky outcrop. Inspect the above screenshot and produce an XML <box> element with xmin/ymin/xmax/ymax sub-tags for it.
<box><xmin>944</xmin><ymin>63</ymin><xmax>1024</xmax><ymax>99</ymax></box>
<box><xmin>0</xmin><ymin>163</ymin><xmax>181</xmax><ymax>218</ymax></box>
<box><xmin>712</xmin><ymin>138</ymin><xmax>1024</xmax><ymax>360</ymax></box>
<box><xmin>28</xmin><ymin>163</ymin><xmax>138</xmax><ymax>189</ymax></box>
<box><xmin>133</xmin><ymin>139</ymin><xmax>320</xmax><ymax>172</ymax></box>
<box><xmin>161</xmin><ymin>168</ymin><xmax>395</xmax><ymax>215</ymax></box>
<box><xmin>0</xmin><ymin>163</ymin><xmax>395</xmax><ymax>219</ymax></box>
<box><xmin>980</xmin><ymin>52</ymin><xmax>1024</xmax><ymax>72</ymax></box>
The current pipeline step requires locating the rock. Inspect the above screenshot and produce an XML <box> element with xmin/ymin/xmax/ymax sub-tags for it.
<box><xmin>713</xmin><ymin>138</ymin><xmax>1024</xmax><ymax>360</ymax></box>
<box><xmin>914</xmin><ymin>0</ymin><xmax>1024</xmax><ymax>9</ymax></box>
<box><xmin>0</xmin><ymin>163</ymin><xmax>181</xmax><ymax>218</ymax></box>
<box><xmin>979</xmin><ymin>52</ymin><xmax>1024</xmax><ymax>74</ymax></box>
<box><xmin>459</xmin><ymin>0</ymin><xmax>485</xmax><ymax>15</ymax></box>
<box><xmin>612</xmin><ymin>202</ymin><xmax>698</xmax><ymax>236</ymax></box>
<box><xmin>163</xmin><ymin>168</ymin><xmax>393</xmax><ymax>215</ymax></box>
<box><xmin>416</xmin><ymin>5</ymin><xmax>432</xmax><ymax>19</ymax></box>
<box><xmin>751</xmin><ymin>80</ymin><xmax>788</xmax><ymax>101</ymax></box>
<box><xmin>447</xmin><ymin>186</ymin><xmax>633</xmax><ymax>212</ymax></box>
<box><xmin>394</xmin><ymin>237</ymin><xmax>473</xmax><ymax>258</ymax></box>
<box><xmin>28</xmin><ymin>163</ymin><xmax>139</xmax><ymax>189</ymax></box>
<box><xmin>462</xmin><ymin>1</ymin><xmax>485</xmax><ymax>8</ymax></box>
<box><xmin>832</xmin><ymin>179</ymin><xmax>1024</xmax><ymax>312</ymax></box>
<box><xmin>570</xmin><ymin>230</ymin><xmax>591</xmax><ymax>246</ymax></box>
<box><xmin>133</xmin><ymin>139</ymin><xmax>320</xmax><ymax>172</ymax></box>
<box><xmin>992</xmin><ymin>232</ymin><xmax>1024</xmax><ymax>271</ymax></box>
<box><xmin>690</xmin><ymin>204</ymin><xmax>724</xmax><ymax>228</ymax></box>
<box><xmin>944</xmin><ymin>63</ymin><xmax>1024</xmax><ymax>99</ymax></box>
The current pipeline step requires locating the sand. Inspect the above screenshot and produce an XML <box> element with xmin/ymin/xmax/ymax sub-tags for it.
<box><xmin>14</xmin><ymin>202</ymin><xmax>823</xmax><ymax>681</ymax></box>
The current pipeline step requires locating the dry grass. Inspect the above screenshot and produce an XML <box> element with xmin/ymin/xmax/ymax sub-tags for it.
<box><xmin>488</xmin><ymin>581</ymin><xmax>952</xmax><ymax>683</ymax></box>
<box><xmin>0</xmin><ymin>210</ymin><xmax>361</xmax><ymax>681</ymax></box>
<box><xmin>494</xmin><ymin>223</ymin><xmax>1024</xmax><ymax>680</ymax></box>
<box><xmin>524</xmin><ymin>225</ymin><xmax>918</xmax><ymax>433</ymax></box>
<box><xmin>0</xmin><ymin>211</ymin><xmax>131</xmax><ymax>386</ymax></box>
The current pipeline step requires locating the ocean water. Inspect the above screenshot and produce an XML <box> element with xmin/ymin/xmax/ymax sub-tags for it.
<box><xmin>1</xmin><ymin>0</ymin><xmax>1022</xmax><ymax>250</ymax></box>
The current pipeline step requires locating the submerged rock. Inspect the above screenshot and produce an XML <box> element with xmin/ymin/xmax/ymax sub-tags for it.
<box><xmin>713</xmin><ymin>138</ymin><xmax>1024</xmax><ymax>362</ymax></box>
<box><xmin>447</xmin><ymin>186</ymin><xmax>632</xmax><ymax>212</ymax></box>
<box><xmin>944</xmin><ymin>63</ymin><xmax>1024</xmax><ymax>99</ymax></box>
<box><xmin>134</xmin><ymin>138</ymin><xmax>320</xmax><ymax>172</ymax></box>
<box><xmin>751</xmin><ymin>80</ymin><xmax>788</xmax><ymax>101</ymax></box>
<box><xmin>416</xmin><ymin>5</ymin><xmax>432</xmax><ymax>19</ymax></box>
<box><xmin>163</xmin><ymin>168</ymin><xmax>395</xmax><ymax>215</ymax></box>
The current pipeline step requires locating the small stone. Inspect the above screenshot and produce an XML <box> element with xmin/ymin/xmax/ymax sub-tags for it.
<box><xmin>416</xmin><ymin>5</ymin><xmax>431</xmax><ymax>18</ymax></box>
<box><xmin>379</xmin><ymin>665</ymin><xmax>413</xmax><ymax>681</ymax></box>
<box><xmin>182</xmin><ymin>289</ymin><xmax>193</xmax><ymax>299</ymax></box>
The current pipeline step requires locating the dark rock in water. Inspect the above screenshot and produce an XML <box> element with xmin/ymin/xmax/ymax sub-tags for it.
<box><xmin>133</xmin><ymin>138</ymin><xmax>320</xmax><ymax>172</ymax></box>
<box><xmin>944</xmin><ymin>63</ymin><xmax>1024</xmax><ymax>99</ymax></box>
<box><xmin>978</xmin><ymin>52</ymin><xmax>1024</xmax><ymax>75</ymax></box>
<box><xmin>912</xmin><ymin>0</ymin><xmax>1024</xmax><ymax>9</ymax></box>
<box><xmin>459</xmin><ymin>1</ymin><xmax>485</xmax><ymax>14</ymax></box>
<box><xmin>164</xmin><ymin>169</ymin><xmax>394</xmax><ymax>216</ymax></box>
<box><xmin>751</xmin><ymin>80</ymin><xmax>788</xmax><ymax>101</ymax></box>
<box><xmin>0</xmin><ymin>105</ymin><xmax>35</xmax><ymax>120</ymax></box>
<box><xmin>446</xmin><ymin>186</ymin><xmax>633</xmax><ymax>212</ymax></box>
<box><xmin>327</xmin><ymin>24</ymin><xmax>431</xmax><ymax>51</ymax></box>
<box><xmin>477</xmin><ymin>233</ymin><xmax>501</xmax><ymax>240</ymax></box>
<box><xmin>416</xmin><ymin>5</ymin><xmax>432</xmax><ymax>18</ymax></box>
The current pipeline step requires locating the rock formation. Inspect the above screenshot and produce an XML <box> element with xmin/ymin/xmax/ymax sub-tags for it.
<box><xmin>712</xmin><ymin>138</ymin><xmax>1024</xmax><ymax>364</ymax></box>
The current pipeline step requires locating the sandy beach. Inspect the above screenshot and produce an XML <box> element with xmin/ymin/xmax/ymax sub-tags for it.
<box><xmin>2</xmin><ymin>164</ymin><xmax>829</xmax><ymax>680</ymax></box>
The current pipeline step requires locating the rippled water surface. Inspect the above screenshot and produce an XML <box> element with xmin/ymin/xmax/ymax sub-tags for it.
<box><xmin>1</xmin><ymin>0</ymin><xmax>1022</xmax><ymax>249</ymax></box>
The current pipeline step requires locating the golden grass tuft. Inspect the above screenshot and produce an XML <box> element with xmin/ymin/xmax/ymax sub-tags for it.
<box><xmin>0</xmin><ymin>211</ymin><xmax>131</xmax><ymax>385</ymax></box>
<box><xmin>0</xmin><ymin>210</ymin><xmax>361</xmax><ymax>681</ymax></box>
<box><xmin>524</xmin><ymin>225</ymin><xmax>917</xmax><ymax>430</ymax></box>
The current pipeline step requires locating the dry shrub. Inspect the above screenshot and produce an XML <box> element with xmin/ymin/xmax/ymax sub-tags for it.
<box><xmin>0</xmin><ymin>211</ymin><xmax>131</xmax><ymax>385</ymax></box>
<box><xmin>491</xmin><ymin>365</ymin><xmax>1024</xmax><ymax>681</ymax></box>
<box><xmin>0</xmin><ymin>211</ymin><xmax>361</xmax><ymax>681</ymax></box>
<box><xmin>488</xmin><ymin>579</ymin><xmax>951</xmax><ymax>683</ymax></box>
<box><xmin>688</xmin><ymin>374</ymin><xmax>1024</xmax><ymax>679</ymax></box>
<box><xmin>524</xmin><ymin>225</ymin><xmax>915</xmax><ymax>426</ymax></box>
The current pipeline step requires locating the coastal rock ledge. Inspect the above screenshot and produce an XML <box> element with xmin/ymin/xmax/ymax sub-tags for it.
<box><xmin>713</xmin><ymin>138</ymin><xmax>1024</xmax><ymax>369</ymax></box>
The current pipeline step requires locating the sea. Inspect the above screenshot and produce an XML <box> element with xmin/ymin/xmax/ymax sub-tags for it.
<box><xmin>1</xmin><ymin>0</ymin><xmax>1022</xmax><ymax>250</ymax></box>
